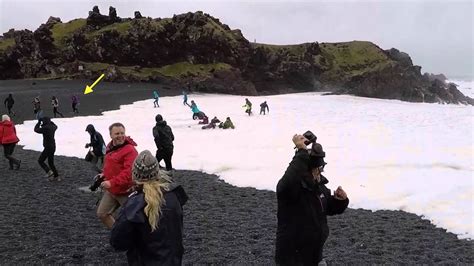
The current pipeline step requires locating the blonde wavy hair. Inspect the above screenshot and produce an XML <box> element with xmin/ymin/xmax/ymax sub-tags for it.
<box><xmin>135</xmin><ymin>179</ymin><xmax>170</xmax><ymax>231</ymax></box>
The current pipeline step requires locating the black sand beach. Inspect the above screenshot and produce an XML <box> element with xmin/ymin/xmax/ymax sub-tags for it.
<box><xmin>0</xmin><ymin>80</ymin><xmax>472</xmax><ymax>264</ymax></box>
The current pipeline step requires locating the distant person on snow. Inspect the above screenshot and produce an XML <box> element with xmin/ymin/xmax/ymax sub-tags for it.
<box><xmin>218</xmin><ymin>117</ymin><xmax>235</xmax><ymax>129</ymax></box>
<box><xmin>96</xmin><ymin>122</ymin><xmax>138</xmax><ymax>229</ymax></box>
<box><xmin>202</xmin><ymin>116</ymin><xmax>220</xmax><ymax>130</ymax></box>
<box><xmin>32</xmin><ymin>96</ymin><xmax>43</xmax><ymax>120</ymax></box>
<box><xmin>0</xmin><ymin>115</ymin><xmax>21</xmax><ymax>170</ymax></box>
<box><xmin>182</xmin><ymin>90</ymin><xmax>188</xmax><ymax>105</ymax></box>
<box><xmin>260</xmin><ymin>101</ymin><xmax>269</xmax><ymax>115</ymax></box>
<box><xmin>153</xmin><ymin>90</ymin><xmax>160</xmax><ymax>108</ymax></box>
<box><xmin>153</xmin><ymin>114</ymin><xmax>175</xmax><ymax>174</ymax></box>
<box><xmin>34</xmin><ymin>117</ymin><xmax>59</xmax><ymax>181</ymax></box>
<box><xmin>275</xmin><ymin>135</ymin><xmax>349</xmax><ymax>265</ymax></box>
<box><xmin>186</xmin><ymin>100</ymin><xmax>204</xmax><ymax>120</ymax></box>
<box><xmin>51</xmin><ymin>96</ymin><xmax>64</xmax><ymax>118</ymax></box>
<box><xmin>71</xmin><ymin>95</ymin><xmax>80</xmax><ymax>114</ymax></box>
<box><xmin>85</xmin><ymin>124</ymin><xmax>106</xmax><ymax>173</ymax></box>
<box><xmin>243</xmin><ymin>98</ymin><xmax>252</xmax><ymax>116</ymax></box>
<box><xmin>110</xmin><ymin>150</ymin><xmax>187</xmax><ymax>265</ymax></box>
<box><xmin>4</xmin><ymin>94</ymin><xmax>15</xmax><ymax>116</ymax></box>
<box><xmin>198</xmin><ymin>114</ymin><xmax>209</xmax><ymax>125</ymax></box>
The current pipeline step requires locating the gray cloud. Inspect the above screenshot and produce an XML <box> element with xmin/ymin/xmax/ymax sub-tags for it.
<box><xmin>1</xmin><ymin>0</ymin><xmax>472</xmax><ymax>78</ymax></box>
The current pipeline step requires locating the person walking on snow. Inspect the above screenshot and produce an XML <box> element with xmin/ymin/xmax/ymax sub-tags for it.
<box><xmin>260</xmin><ymin>101</ymin><xmax>269</xmax><ymax>115</ymax></box>
<box><xmin>182</xmin><ymin>90</ymin><xmax>188</xmax><ymax>106</ymax></box>
<box><xmin>243</xmin><ymin>98</ymin><xmax>252</xmax><ymax>116</ymax></box>
<box><xmin>153</xmin><ymin>90</ymin><xmax>160</xmax><ymax>108</ymax></box>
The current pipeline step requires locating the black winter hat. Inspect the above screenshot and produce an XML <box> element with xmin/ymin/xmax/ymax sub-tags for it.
<box><xmin>85</xmin><ymin>124</ymin><xmax>95</xmax><ymax>132</ymax></box>
<box><xmin>308</xmin><ymin>142</ymin><xmax>326</xmax><ymax>168</ymax></box>
<box><xmin>155</xmin><ymin>114</ymin><xmax>163</xmax><ymax>122</ymax></box>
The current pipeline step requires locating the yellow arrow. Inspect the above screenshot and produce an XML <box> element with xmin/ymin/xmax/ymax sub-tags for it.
<box><xmin>84</xmin><ymin>74</ymin><xmax>105</xmax><ymax>94</ymax></box>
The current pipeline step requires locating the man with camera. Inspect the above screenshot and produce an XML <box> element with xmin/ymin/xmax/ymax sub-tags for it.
<box><xmin>95</xmin><ymin>122</ymin><xmax>138</xmax><ymax>229</ymax></box>
<box><xmin>275</xmin><ymin>132</ymin><xmax>349</xmax><ymax>265</ymax></box>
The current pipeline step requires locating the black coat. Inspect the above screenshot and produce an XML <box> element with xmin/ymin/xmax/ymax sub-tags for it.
<box><xmin>152</xmin><ymin>121</ymin><xmax>174</xmax><ymax>151</ymax></box>
<box><xmin>86</xmin><ymin>125</ymin><xmax>106</xmax><ymax>156</ymax></box>
<box><xmin>4</xmin><ymin>96</ymin><xmax>14</xmax><ymax>107</ymax></box>
<box><xmin>34</xmin><ymin>119</ymin><xmax>57</xmax><ymax>149</ymax></box>
<box><xmin>275</xmin><ymin>149</ymin><xmax>349</xmax><ymax>265</ymax></box>
<box><xmin>111</xmin><ymin>184</ymin><xmax>188</xmax><ymax>266</ymax></box>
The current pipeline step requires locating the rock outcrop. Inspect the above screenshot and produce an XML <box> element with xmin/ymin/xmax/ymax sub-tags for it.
<box><xmin>0</xmin><ymin>7</ymin><xmax>471</xmax><ymax>104</ymax></box>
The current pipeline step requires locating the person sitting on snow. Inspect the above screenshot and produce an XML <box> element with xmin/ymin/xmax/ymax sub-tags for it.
<box><xmin>202</xmin><ymin>116</ymin><xmax>221</xmax><ymax>130</ymax></box>
<box><xmin>198</xmin><ymin>115</ymin><xmax>209</xmax><ymax>125</ymax></box>
<box><xmin>218</xmin><ymin>117</ymin><xmax>235</xmax><ymax>129</ymax></box>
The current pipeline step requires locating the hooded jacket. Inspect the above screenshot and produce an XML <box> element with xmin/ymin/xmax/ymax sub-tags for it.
<box><xmin>4</xmin><ymin>95</ymin><xmax>14</xmax><ymax>107</ymax></box>
<box><xmin>275</xmin><ymin>149</ymin><xmax>349</xmax><ymax>265</ymax></box>
<box><xmin>34</xmin><ymin>118</ymin><xmax>57</xmax><ymax>148</ymax></box>
<box><xmin>86</xmin><ymin>124</ymin><xmax>106</xmax><ymax>157</ymax></box>
<box><xmin>110</xmin><ymin>183</ymin><xmax>188</xmax><ymax>266</ymax></box>
<box><xmin>103</xmin><ymin>137</ymin><xmax>138</xmax><ymax>195</ymax></box>
<box><xmin>152</xmin><ymin>121</ymin><xmax>174</xmax><ymax>151</ymax></box>
<box><xmin>0</xmin><ymin>120</ymin><xmax>19</xmax><ymax>144</ymax></box>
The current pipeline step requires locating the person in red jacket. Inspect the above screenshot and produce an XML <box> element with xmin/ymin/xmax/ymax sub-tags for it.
<box><xmin>96</xmin><ymin>122</ymin><xmax>138</xmax><ymax>229</ymax></box>
<box><xmin>0</xmin><ymin>115</ymin><xmax>21</xmax><ymax>170</ymax></box>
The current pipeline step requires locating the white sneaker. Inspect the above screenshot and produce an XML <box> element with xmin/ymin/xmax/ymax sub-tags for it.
<box><xmin>44</xmin><ymin>170</ymin><xmax>54</xmax><ymax>178</ymax></box>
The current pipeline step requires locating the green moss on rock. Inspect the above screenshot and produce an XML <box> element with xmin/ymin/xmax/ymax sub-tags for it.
<box><xmin>0</xmin><ymin>38</ymin><xmax>15</xmax><ymax>51</ymax></box>
<box><xmin>51</xmin><ymin>19</ymin><xmax>87</xmax><ymax>46</ymax></box>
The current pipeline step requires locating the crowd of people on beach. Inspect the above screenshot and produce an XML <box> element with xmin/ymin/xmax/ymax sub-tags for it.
<box><xmin>1</xmin><ymin>88</ymin><xmax>348</xmax><ymax>265</ymax></box>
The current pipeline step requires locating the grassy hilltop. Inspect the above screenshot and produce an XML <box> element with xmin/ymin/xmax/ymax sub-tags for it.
<box><xmin>0</xmin><ymin>6</ymin><xmax>471</xmax><ymax>104</ymax></box>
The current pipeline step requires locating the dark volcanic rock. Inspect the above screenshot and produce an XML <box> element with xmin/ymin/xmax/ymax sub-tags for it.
<box><xmin>0</xmin><ymin>8</ymin><xmax>472</xmax><ymax>105</ymax></box>
<box><xmin>134</xmin><ymin>11</ymin><xmax>143</xmax><ymax>19</ymax></box>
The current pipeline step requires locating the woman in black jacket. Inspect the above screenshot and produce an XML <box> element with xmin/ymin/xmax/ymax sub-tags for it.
<box><xmin>85</xmin><ymin>124</ymin><xmax>106</xmax><ymax>172</ymax></box>
<box><xmin>275</xmin><ymin>134</ymin><xmax>349</xmax><ymax>265</ymax></box>
<box><xmin>111</xmin><ymin>150</ymin><xmax>188</xmax><ymax>266</ymax></box>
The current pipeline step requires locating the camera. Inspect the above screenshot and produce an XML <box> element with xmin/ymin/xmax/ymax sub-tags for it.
<box><xmin>89</xmin><ymin>174</ymin><xmax>104</xmax><ymax>192</ymax></box>
<box><xmin>303</xmin><ymin>130</ymin><xmax>317</xmax><ymax>145</ymax></box>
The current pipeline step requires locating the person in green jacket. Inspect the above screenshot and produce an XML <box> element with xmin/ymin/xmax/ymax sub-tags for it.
<box><xmin>218</xmin><ymin>117</ymin><xmax>235</xmax><ymax>129</ymax></box>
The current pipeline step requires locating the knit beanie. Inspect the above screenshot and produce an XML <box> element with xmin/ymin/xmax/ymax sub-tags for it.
<box><xmin>132</xmin><ymin>150</ymin><xmax>160</xmax><ymax>181</ymax></box>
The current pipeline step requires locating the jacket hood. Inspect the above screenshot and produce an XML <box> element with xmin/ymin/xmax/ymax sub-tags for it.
<box><xmin>85</xmin><ymin>124</ymin><xmax>96</xmax><ymax>134</ymax></box>
<box><xmin>156</xmin><ymin>120</ymin><xmax>167</xmax><ymax>126</ymax></box>
<box><xmin>169</xmin><ymin>184</ymin><xmax>188</xmax><ymax>206</ymax></box>
<box><xmin>1</xmin><ymin>120</ymin><xmax>14</xmax><ymax>127</ymax></box>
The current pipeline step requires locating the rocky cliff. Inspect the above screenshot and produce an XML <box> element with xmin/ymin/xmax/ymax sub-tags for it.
<box><xmin>0</xmin><ymin>6</ymin><xmax>471</xmax><ymax>104</ymax></box>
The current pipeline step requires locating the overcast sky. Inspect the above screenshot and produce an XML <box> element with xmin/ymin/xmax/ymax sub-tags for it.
<box><xmin>1</xmin><ymin>0</ymin><xmax>472</xmax><ymax>78</ymax></box>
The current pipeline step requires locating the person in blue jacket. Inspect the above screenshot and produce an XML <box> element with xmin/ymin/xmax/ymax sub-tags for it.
<box><xmin>182</xmin><ymin>90</ymin><xmax>188</xmax><ymax>106</ymax></box>
<box><xmin>153</xmin><ymin>91</ymin><xmax>160</xmax><ymax>108</ymax></box>
<box><xmin>186</xmin><ymin>100</ymin><xmax>205</xmax><ymax>120</ymax></box>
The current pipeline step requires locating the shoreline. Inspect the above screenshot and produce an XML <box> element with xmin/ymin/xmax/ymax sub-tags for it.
<box><xmin>0</xmin><ymin>79</ymin><xmax>472</xmax><ymax>264</ymax></box>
